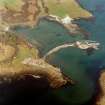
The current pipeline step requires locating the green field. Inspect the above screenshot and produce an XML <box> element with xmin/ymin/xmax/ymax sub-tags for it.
<box><xmin>45</xmin><ymin>0</ymin><xmax>92</xmax><ymax>19</ymax></box>
<box><xmin>0</xmin><ymin>0</ymin><xmax>24</xmax><ymax>11</ymax></box>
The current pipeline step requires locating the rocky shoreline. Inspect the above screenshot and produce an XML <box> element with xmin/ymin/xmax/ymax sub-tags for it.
<box><xmin>94</xmin><ymin>70</ymin><xmax>105</xmax><ymax>105</ymax></box>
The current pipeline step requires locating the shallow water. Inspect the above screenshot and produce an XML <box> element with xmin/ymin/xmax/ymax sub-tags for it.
<box><xmin>13</xmin><ymin>0</ymin><xmax>105</xmax><ymax>105</ymax></box>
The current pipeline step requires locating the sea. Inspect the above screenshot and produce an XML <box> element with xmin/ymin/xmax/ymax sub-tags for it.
<box><xmin>11</xmin><ymin>0</ymin><xmax>105</xmax><ymax>105</ymax></box>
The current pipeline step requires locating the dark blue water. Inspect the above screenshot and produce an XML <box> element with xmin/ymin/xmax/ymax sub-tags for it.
<box><xmin>14</xmin><ymin>0</ymin><xmax>105</xmax><ymax>105</ymax></box>
<box><xmin>76</xmin><ymin>0</ymin><xmax>105</xmax><ymax>76</ymax></box>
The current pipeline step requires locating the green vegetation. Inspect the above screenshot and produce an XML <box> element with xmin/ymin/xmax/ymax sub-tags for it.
<box><xmin>0</xmin><ymin>43</ymin><xmax>15</xmax><ymax>62</ymax></box>
<box><xmin>0</xmin><ymin>32</ymin><xmax>39</xmax><ymax>77</ymax></box>
<box><xmin>45</xmin><ymin>0</ymin><xmax>92</xmax><ymax>19</ymax></box>
<box><xmin>0</xmin><ymin>32</ymin><xmax>38</xmax><ymax>65</ymax></box>
<box><xmin>12</xmin><ymin>44</ymin><xmax>38</xmax><ymax>66</ymax></box>
<box><xmin>0</xmin><ymin>0</ymin><xmax>24</xmax><ymax>11</ymax></box>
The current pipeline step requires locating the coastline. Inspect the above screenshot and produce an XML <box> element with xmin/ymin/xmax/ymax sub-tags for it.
<box><xmin>39</xmin><ymin>0</ymin><xmax>93</xmax><ymax>37</ymax></box>
<box><xmin>0</xmin><ymin>31</ymin><xmax>74</xmax><ymax>88</ymax></box>
<box><xmin>0</xmin><ymin>0</ymin><xmax>93</xmax><ymax>38</ymax></box>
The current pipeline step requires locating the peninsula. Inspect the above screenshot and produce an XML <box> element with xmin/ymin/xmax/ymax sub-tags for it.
<box><xmin>0</xmin><ymin>32</ymin><xmax>73</xmax><ymax>88</ymax></box>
